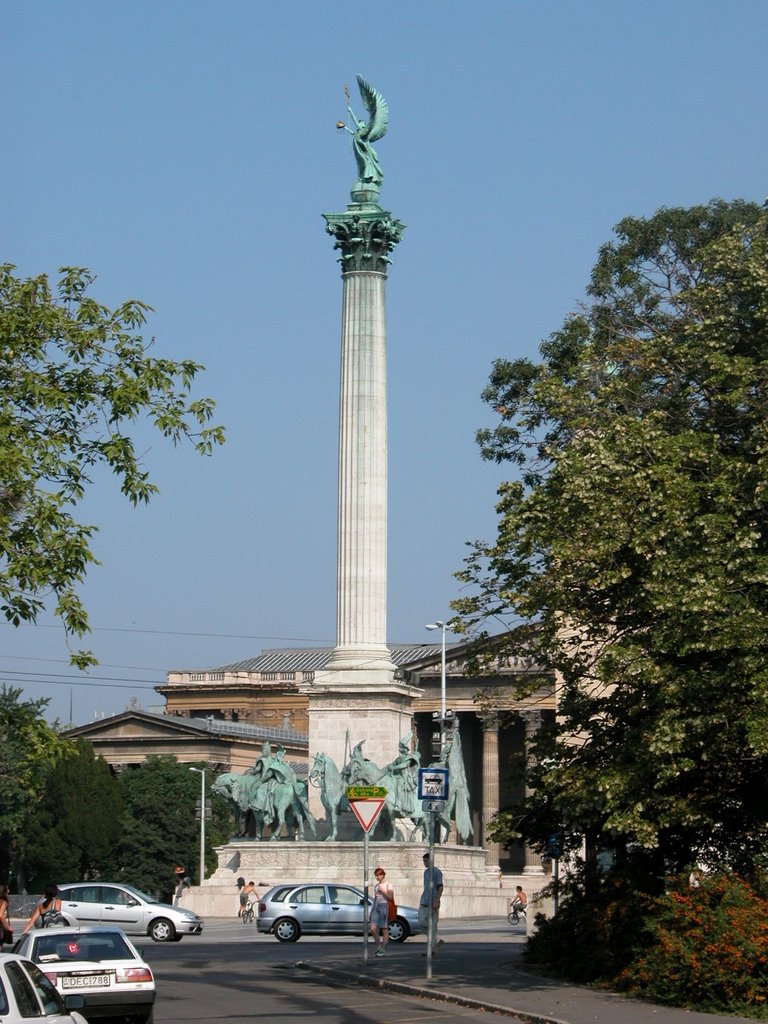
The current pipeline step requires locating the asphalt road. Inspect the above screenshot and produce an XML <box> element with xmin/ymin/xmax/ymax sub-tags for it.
<box><xmin>135</xmin><ymin>917</ymin><xmax>523</xmax><ymax>1024</ymax></box>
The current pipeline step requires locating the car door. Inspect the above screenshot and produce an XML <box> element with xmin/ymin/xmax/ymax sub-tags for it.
<box><xmin>285</xmin><ymin>885</ymin><xmax>330</xmax><ymax>934</ymax></box>
<box><xmin>326</xmin><ymin>885</ymin><xmax>366</xmax><ymax>934</ymax></box>
<box><xmin>98</xmin><ymin>886</ymin><xmax>146</xmax><ymax>933</ymax></box>
<box><xmin>59</xmin><ymin>885</ymin><xmax>102</xmax><ymax>926</ymax></box>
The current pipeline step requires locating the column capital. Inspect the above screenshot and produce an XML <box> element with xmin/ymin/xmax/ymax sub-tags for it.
<box><xmin>323</xmin><ymin>204</ymin><xmax>405</xmax><ymax>274</ymax></box>
<box><xmin>478</xmin><ymin>708</ymin><xmax>501</xmax><ymax>731</ymax></box>
<box><xmin>519</xmin><ymin>708</ymin><xmax>543</xmax><ymax>732</ymax></box>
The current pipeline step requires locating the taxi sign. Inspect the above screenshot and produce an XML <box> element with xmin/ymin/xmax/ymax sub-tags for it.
<box><xmin>418</xmin><ymin>767</ymin><xmax>449</xmax><ymax>800</ymax></box>
<box><xmin>346</xmin><ymin>785</ymin><xmax>388</xmax><ymax>800</ymax></box>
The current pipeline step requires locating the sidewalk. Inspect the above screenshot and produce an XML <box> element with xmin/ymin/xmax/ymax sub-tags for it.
<box><xmin>297</xmin><ymin>935</ymin><xmax>756</xmax><ymax>1024</ymax></box>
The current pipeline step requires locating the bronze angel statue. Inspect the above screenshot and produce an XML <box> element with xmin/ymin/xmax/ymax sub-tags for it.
<box><xmin>337</xmin><ymin>74</ymin><xmax>389</xmax><ymax>194</ymax></box>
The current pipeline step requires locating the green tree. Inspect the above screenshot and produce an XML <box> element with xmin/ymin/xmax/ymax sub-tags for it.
<box><xmin>0</xmin><ymin>686</ymin><xmax>73</xmax><ymax>888</ymax></box>
<box><xmin>26</xmin><ymin>738</ymin><xmax>123</xmax><ymax>887</ymax></box>
<box><xmin>117</xmin><ymin>756</ymin><xmax>231</xmax><ymax>899</ymax></box>
<box><xmin>0</xmin><ymin>265</ymin><xmax>225</xmax><ymax>666</ymax></box>
<box><xmin>457</xmin><ymin>199</ymin><xmax>768</xmax><ymax>875</ymax></box>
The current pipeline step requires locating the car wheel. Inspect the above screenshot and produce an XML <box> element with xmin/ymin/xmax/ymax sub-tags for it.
<box><xmin>388</xmin><ymin>917</ymin><xmax>409</xmax><ymax>942</ymax></box>
<box><xmin>149</xmin><ymin>917</ymin><xmax>176</xmax><ymax>942</ymax></box>
<box><xmin>273</xmin><ymin>917</ymin><xmax>301</xmax><ymax>942</ymax></box>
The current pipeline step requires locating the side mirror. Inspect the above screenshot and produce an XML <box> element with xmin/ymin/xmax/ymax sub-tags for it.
<box><xmin>64</xmin><ymin>994</ymin><xmax>86</xmax><ymax>1011</ymax></box>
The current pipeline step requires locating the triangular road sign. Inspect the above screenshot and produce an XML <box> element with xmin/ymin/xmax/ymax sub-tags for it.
<box><xmin>348</xmin><ymin>798</ymin><xmax>386</xmax><ymax>833</ymax></box>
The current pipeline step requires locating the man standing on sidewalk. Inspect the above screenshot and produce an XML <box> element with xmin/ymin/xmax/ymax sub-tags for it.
<box><xmin>419</xmin><ymin>852</ymin><xmax>444</xmax><ymax>953</ymax></box>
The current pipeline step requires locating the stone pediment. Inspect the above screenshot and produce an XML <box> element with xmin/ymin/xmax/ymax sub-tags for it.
<box><xmin>407</xmin><ymin>647</ymin><xmax>546</xmax><ymax>680</ymax></box>
<box><xmin>65</xmin><ymin>711</ymin><xmax>217</xmax><ymax>743</ymax></box>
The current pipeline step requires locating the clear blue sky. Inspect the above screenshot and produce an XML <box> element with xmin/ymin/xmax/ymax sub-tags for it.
<box><xmin>2</xmin><ymin>0</ymin><xmax>766</xmax><ymax>724</ymax></box>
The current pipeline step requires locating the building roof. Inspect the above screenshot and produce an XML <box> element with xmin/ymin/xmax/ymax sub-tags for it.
<box><xmin>66</xmin><ymin>708</ymin><xmax>308</xmax><ymax>745</ymax></box>
<box><xmin>170</xmin><ymin>643</ymin><xmax>455</xmax><ymax>675</ymax></box>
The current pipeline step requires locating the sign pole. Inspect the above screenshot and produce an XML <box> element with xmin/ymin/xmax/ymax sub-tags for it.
<box><xmin>346</xmin><ymin>785</ymin><xmax>388</xmax><ymax>965</ymax></box>
<box><xmin>417</xmin><ymin>767</ymin><xmax>449</xmax><ymax>982</ymax></box>
<box><xmin>426</xmin><ymin>810</ymin><xmax>435</xmax><ymax>979</ymax></box>
<box><xmin>363</xmin><ymin>828</ymin><xmax>370</xmax><ymax>964</ymax></box>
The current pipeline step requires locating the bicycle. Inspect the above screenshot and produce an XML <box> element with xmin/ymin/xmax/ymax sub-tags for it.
<box><xmin>507</xmin><ymin>902</ymin><xmax>527</xmax><ymax>926</ymax></box>
<box><xmin>241</xmin><ymin>898</ymin><xmax>256</xmax><ymax>924</ymax></box>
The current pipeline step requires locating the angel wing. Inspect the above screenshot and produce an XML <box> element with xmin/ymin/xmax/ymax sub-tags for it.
<box><xmin>356</xmin><ymin>73</ymin><xmax>389</xmax><ymax>143</ymax></box>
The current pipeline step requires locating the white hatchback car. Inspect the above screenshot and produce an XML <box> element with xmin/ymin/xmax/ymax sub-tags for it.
<box><xmin>0</xmin><ymin>953</ymin><xmax>87</xmax><ymax>1023</ymax></box>
<box><xmin>13</xmin><ymin>927</ymin><xmax>155</xmax><ymax>1024</ymax></box>
<box><xmin>56</xmin><ymin>883</ymin><xmax>203</xmax><ymax>942</ymax></box>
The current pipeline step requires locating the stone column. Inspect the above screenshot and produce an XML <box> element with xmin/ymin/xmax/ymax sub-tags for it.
<box><xmin>306</xmin><ymin>201</ymin><xmax>420</xmax><ymax>796</ymax></box>
<box><xmin>480</xmin><ymin>713</ymin><xmax>500</xmax><ymax>869</ymax></box>
<box><xmin>323</xmin><ymin>205</ymin><xmax>404</xmax><ymax>672</ymax></box>
<box><xmin>521</xmin><ymin>709</ymin><xmax>545</xmax><ymax>875</ymax></box>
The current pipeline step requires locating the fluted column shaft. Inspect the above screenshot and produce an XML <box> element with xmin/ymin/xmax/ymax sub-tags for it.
<box><xmin>334</xmin><ymin>269</ymin><xmax>389</xmax><ymax>657</ymax></box>
<box><xmin>322</xmin><ymin>204</ymin><xmax>405</xmax><ymax>672</ymax></box>
<box><xmin>522</xmin><ymin>709</ymin><xmax>545</xmax><ymax>875</ymax></box>
<box><xmin>482</xmin><ymin>717</ymin><xmax>501</xmax><ymax>869</ymax></box>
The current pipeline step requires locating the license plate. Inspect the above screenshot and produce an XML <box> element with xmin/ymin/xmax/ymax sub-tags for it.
<box><xmin>61</xmin><ymin>974</ymin><xmax>111</xmax><ymax>988</ymax></box>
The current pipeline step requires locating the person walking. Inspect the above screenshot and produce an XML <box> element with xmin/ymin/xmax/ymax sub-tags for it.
<box><xmin>419</xmin><ymin>852</ymin><xmax>444</xmax><ymax>954</ymax></box>
<box><xmin>0</xmin><ymin>884</ymin><xmax>12</xmax><ymax>950</ymax></box>
<box><xmin>370</xmin><ymin>867</ymin><xmax>395</xmax><ymax>956</ymax></box>
<box><xmin>22</xmin><ymin>885</ymin><xmax>63</xmax><ymax>934</ymax></box>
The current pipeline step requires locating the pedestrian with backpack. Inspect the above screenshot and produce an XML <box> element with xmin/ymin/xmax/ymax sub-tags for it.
<box><xmin>22</xmin><ymin>885</ymin><xmax>65</xmax><ymax>933</ymax></box>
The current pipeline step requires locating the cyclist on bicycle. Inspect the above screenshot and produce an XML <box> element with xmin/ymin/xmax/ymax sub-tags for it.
<box><xmin>239</xmin><ymin>880</ymin><xmax>257</xmax><ymax>917</ymax></box>
<box><xmin>511</xmin><ymin>885</ymin><xmax>528</xmax><ymax>918</ymax></box>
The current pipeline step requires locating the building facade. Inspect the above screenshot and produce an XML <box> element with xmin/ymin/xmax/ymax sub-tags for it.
<box><xmin>151</xmin><ymin>638</ymin><xmax>555</xmax><ymax>874</ymax></box>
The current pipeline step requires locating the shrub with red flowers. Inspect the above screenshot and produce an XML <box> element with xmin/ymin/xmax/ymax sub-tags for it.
<box><xmin>617</xmin><ymin>874</ymin><xmax>768</xmax><ymax>1016</ymax></box>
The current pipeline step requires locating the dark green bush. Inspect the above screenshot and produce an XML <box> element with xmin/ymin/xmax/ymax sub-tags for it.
<box><xmin>525</xmin><ymin>867</ymin><xmax>654</xmax><ymax>982</ymax></box>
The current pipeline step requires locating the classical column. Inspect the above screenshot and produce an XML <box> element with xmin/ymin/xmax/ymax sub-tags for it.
<box><xmin>521</xmin><ymin>709</ymin><xmax>545</xmax><ymax>875</ymax></box>
<box><xmin>322</xmin><ymin>209</ymin><xmax>403</xmax><ymax>669</ymax></box>
<box><xmin>480</xmin><ymin>713</ymin><xmax>501</xmax><ymax>869</ymax></box>
<box><xmin>305</xmin><ymin>86</ymin><xmax>420</xmax><ymax>793</ymax></box>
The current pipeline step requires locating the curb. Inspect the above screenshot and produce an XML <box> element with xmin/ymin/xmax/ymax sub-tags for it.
<box><xmin>295</xmin><ymin>961</ymin><xmax>571</xmax><ymax>1024</ymax></box>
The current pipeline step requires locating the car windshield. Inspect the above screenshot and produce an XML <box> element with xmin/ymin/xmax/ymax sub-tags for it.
<box><xmin>34</xmin><ymin>932</ymin><xmax>135</xmax><ymax>963</ymax></box>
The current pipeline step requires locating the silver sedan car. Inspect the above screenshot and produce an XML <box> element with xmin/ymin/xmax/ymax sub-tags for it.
<box><xmin>257</xmin><ymin>882</ymin><xmax>422</xmax><ymax>943</ymax></box>
<box><xmin>56</xmin><ymin>883</ymin><xmax>203</xmax><ymax>943</ymax></box>
<box><xmin>13</xmin><ymin>927</ymin><xmax>155</xmax><ymax>1023</ymax></box>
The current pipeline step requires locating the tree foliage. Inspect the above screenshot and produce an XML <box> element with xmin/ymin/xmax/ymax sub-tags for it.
<box><xmin>457</xmin><ymin>199</ymin><xmax>768</xmax><ymax>874</ymax></box>
<box><xmin>0</xmin><ymin>686</ymin><xmax>74</xmax><ymax>886</ymax></box>
<box><xmin>116</xmin><ymin>756</ymin><xmax>231</xmax><ymax>899</ymax></box>
<box><xmin>27</xmin><ymin>738</ymin><xmax>123</xmax><ymax>888</ymax></box>
<box><xmin>0</xmin><ymin>265</ymin><xmax>225</xmax><ymax>665</ymax></box>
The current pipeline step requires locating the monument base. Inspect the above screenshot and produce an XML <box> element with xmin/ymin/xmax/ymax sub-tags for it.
<box><xmin>303</xmin><ymin>667</ymin><xmax>422</xmax><ymax>818</ymax></box>
<box><xmin>185</xmin><ymin>840</ymin><xmax>507</xmax><ymax>920</ymax></box>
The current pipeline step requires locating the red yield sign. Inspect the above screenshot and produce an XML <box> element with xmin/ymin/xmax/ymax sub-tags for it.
<box><xmin>346</xmin><ymin>785</ymin><xmax>388</xmax><ymax>833</ymax></box>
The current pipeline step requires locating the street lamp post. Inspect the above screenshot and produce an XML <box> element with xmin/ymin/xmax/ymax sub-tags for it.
<box><xmin>188</xmin><ymin>767</ymin><xmax>206</xmax><ymax>885</ymax></box>
<box><xmin>425</xmin><ymin>621</ymin><xmax>447</xmax><ymax>753</ymax></box>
